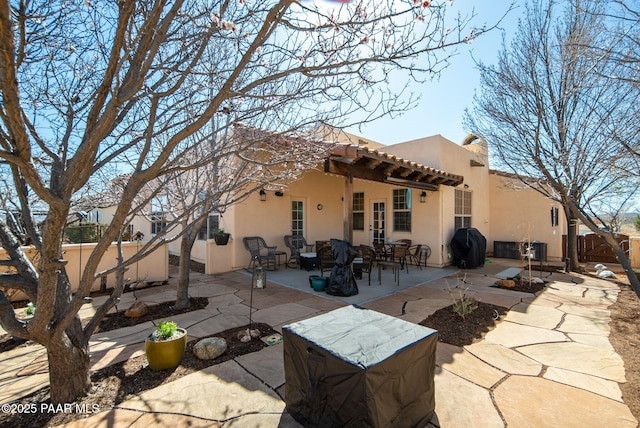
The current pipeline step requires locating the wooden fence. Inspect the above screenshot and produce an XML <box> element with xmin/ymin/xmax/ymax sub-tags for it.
<box><xmin>562</xmin><ymin>233</ymin><xmax>630</xmax><ymax>264</ymax></box>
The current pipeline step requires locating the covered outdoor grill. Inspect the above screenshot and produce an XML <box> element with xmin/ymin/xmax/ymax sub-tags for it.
<box><xmin>450</xmin><ymin>227</ymin><xmax>487</xmax><ymax>269</ymax></box>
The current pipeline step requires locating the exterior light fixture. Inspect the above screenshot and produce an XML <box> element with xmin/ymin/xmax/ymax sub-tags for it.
<box><xmin>275</xmin><ymin>191</ymin><xmax>284</xmax><ymax>197</ymax></box>
<box><xmin>420</xmin><ymin>191</ymin><xmax>427</xmax><ymax>203</ymax></box>
<box><xmin>259</xmin><ymin>189</ymin><xmax>266</xmax><ymax>201</ymax></box>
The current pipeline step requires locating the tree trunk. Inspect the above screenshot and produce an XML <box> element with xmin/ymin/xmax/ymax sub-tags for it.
<box><xmin>175</xmin><ymin>231</ymin><xmax>196</xmax><ymax>310</ymax></box>
<box><xmin>47</xmin><ymin>333</ymin><xmax>90</xmax><ymax>404</ymax></box>
<box><xmin>564</xmin><ymin>209</ymin><xmax>581</xmax><ymax>272</ymax></box>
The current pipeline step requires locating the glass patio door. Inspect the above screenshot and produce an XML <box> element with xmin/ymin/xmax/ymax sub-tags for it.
<box><xmin>371</xmin><ymin>201</ymin><xmax>386</xmax><ymax>244</ymax></box>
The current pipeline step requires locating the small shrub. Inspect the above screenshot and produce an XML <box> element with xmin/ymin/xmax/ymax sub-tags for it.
<box><xmin>25</xmin><ymin>302</ymin><xmax>35</xmax><ymax>316</ymax></box>
<box><xmin>447</xmin><ymin>275</ymin><xmax>478</xmax><ymax>320</ymax></box>
<box><xmin>151</xmin><ymin>321</ymin><xmax>179</xmax><ymax>341</ymax></box>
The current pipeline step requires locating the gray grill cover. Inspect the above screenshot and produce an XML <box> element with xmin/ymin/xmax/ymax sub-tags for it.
<box><xmin>283</xmin><ymin>305</ymin><xmax>438</xmax><ymax>427</ymax></box>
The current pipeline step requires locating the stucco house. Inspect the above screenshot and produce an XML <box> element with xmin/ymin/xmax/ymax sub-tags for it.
<box><xmin>110</xmin><ymin>131</ymin><xmax>566</xmax><ymax>274</ymax></box>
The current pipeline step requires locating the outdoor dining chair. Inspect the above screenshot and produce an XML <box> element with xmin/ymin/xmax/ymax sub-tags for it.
<box><xmin>354</xmin><ymin>245</ymin><xmax>375</xmax><ymax>285</ymax></box>
<box><xmin>391</xmin><ymin>243</ymin><xmax>410</xmax><ymax>273</ymax></box>
<box><xmin>373</xmin><ymin>241</ymin><xmax>389</xmax><ymax>261</ymax></box>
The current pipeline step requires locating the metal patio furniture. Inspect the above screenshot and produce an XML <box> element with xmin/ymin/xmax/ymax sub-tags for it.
<box><xmin>242</xmin><ymin>236</ymin><xmax>278</xmax><ymax>271</ymax></box>
<box><xmin>284</xmin><ymin>235</ymin><xmax>314</xmax><ymax>268</ymax></box>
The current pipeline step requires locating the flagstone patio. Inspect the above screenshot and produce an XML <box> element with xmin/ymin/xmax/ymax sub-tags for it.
<box><xmin>0</xmin><ymin>259</ymin><xmax>637</xmax><ymax>427</ymax></box>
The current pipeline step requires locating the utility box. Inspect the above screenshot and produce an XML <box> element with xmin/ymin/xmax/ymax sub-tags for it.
<box><xmin>494</xmin><ymin>241</ymin><xmax>548</xmax><ymax>261</ymax></box>
<box><xmin>283</xmin><ymin>305</ymin><xmax>438</xmax><ymax>428</ymax></box>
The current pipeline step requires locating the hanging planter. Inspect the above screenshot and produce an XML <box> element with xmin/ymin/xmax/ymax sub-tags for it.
<box><xmin>214</xmin><ymin>229</ymin><xmax>230</xmax><ymax>245</ymax></box>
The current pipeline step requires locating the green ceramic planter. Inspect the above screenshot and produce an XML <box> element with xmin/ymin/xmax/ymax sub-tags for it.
<box><xmin>145</xmin><ymin>327</ymin><xmax>187</xmax><ymax>371</ymax></box>
<box><xmin>311</xmin><ymin>277</ymin><xmax>327</xmax><ymax>292</ymax></box>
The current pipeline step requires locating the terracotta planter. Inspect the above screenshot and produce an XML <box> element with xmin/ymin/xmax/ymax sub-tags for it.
<box><xmin>214</xmin><ymin>233</ymin><xmax>230</xmax><ymax>245</ymax></box>
<box><xmin>145</xmin><ymin>328</ymin><xmax>187</xmax><ymax>371</ymax></box>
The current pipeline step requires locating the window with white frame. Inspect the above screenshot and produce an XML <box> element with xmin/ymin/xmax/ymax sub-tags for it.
<box><xmin>198</xmin><ymin>214</ymin><xmax>220</xmax><ymax>240</ymax></box>
<box><xmin>150</xmin><ymin>196</ymin><xmax>168</xmax><ymax>235</ymax></box>
<box><xmin>454</xmin><ymin>189</ymin><xmax>472</xmax><ymax>229</ymax></box>
<box><xmin>353</xmin><ymin>192</ymin><xmax>364</xmax><ymax>231</ymax></box>
<box><xmin>151</xmin><ymin>212</ymin><xmax>167</xmax><ymax>235</ymax></box>
<box><xmin>291</xmin><ymin>200</ymin><xmax>304</xmax><ymax>236</ymax></box>
<box><xmin>392</xmin><ymin>188</ymin><xmax>412</xmax><ymax>232</ymax></box>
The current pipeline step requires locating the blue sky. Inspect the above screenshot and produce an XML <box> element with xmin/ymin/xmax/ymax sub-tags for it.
<box><xmin>345</xmin><ymin>1</ymin><xmax>522</xmax><ymax>146</ymax></box>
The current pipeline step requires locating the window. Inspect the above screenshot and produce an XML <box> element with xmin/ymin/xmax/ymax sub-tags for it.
<box><xmin>150</xmin><ymin>196</ymin><xmax>168</xmax><ymax>235</ymax></box>
<box><xmin>550</xmin><ymin>207</ymin><xmax>559</xmax><ymax>227</ymax></box>
<box><xmin>291</xmin><ymin>200</ymin><xmax>304</xmax><ymax>236</ymax></box>
<box><xmin>353</xmin><ymin>192</ymin><xmax>364</xmax><ymax>231</ymax></box>
<box><xmin>151</xmin><ymin>212</ymin><xmax>167</xmax><ymax>235</ymax></box>
<box><xmin>198</xmin><ymin>214</ymin><xmax>220</xmax><ymax>240</ymax></box>
<box><xmin>392</xmin><ymin>188</ymin><xmax>412</xmax><ymax>232</ymax></box>
<box><xmin>454</xmin><ymin>189</ymin><xmax>472</xmax><ymax>229</ymax></box>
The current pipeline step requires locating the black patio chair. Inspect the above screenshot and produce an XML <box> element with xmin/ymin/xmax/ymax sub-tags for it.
<box><xmin>373</xmin><ymin>241</ymin><xmax>389</xmax><ymax>261</ymax></box>
<box><xmin>242</xmin><ymin>236</ymin><xmax>278</xmax><ymax>271</ymax></box>
<box><xmin>354</xmin><ymin>245</ymin><xmax>375</xmax><ymax>285</ymax></box>
<box><xmin>318</xmin><ymin>245</ymin><xmax>336</xmax><ymax>277</ymax></box>
<box><xmin>284</xmin><ymin>235</ymin><xmax>314</xmax><ymax>267</ymax></box>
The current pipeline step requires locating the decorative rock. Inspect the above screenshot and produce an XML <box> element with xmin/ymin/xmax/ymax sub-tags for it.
<box><xmin>193</xmin><ymin>337</ymin><xmax>227</xmax><ymax>360</ymax></box>
<box><xmin>496</xmin><ymin>279</ymin><xmax>516</xmax><ymax>289</ymax></box>
<box><xmin>124</xmin><ymin>301</ymin><xmax>148</xmax><ymax>318</ymax></box>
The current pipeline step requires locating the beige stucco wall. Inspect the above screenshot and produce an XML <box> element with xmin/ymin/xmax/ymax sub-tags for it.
<box><xmin>630</xmin><ymin>236</ymin><xmax>640</xmax><ymax>270</ymax></box>
<box><xmin>488</xmin><ymin>174</ymin><xmax>566</xmax><ymax>261</ymax></box>
<box><xmin>2</xmin><ymin>242</ymin><xmax>168</xmax><ymax>302</ymax></box>
<box><xmin>382</xmin><ymin>135</ymin><xmax>492</xmax><ymax>265</ymax></box>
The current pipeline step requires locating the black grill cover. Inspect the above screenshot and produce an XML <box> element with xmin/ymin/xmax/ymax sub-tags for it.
<box><xmin>283</xmin><ymin>305</ymin><xmax>438</xmax><ymax>428</ymax></box>
<box><xmin>324</xmin><ymin>238</ymin><xmax>359</xmax><ymax>296</ymax></box>
<box><xmin>450</xmin><ymin>227</ymin><xmax>487</xmax><ymax>268</ymax></box>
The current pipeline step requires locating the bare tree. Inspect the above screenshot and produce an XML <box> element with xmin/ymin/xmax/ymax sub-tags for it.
<box><xmin>155</xmin><ymin>123</ymin><xmax>331</xmax><ymax>310</ymax></box>
<box><xmin>0</xmin><ymin>0</ymin><xmax>511</xmax><ymax>403</ymax></box>
<box><xmin>464</xmin><ymin>0</ymin><xmax>640</xmax><ymax>294</ymax></box>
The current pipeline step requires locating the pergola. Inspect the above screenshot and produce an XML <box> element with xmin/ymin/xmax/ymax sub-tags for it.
<box><xmin>324</xmin><ymin>144</ymin><xmax>464</xmax><ymax>242</ymax></box>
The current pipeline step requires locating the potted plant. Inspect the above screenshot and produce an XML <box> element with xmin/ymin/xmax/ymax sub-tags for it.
<box><xmin>213</xmin><ymin>228</ymin><xmax>230</xmax><ymax>245</ymax></box>
<box><xmin>25</xmin><ymin>302</ymin><xmax>35</xmax><ymax>317</ymax></box>
<box><xmin>145</xmin><ymin>321</ymin><xmax>188</xmax><ymax>371</ymax></box>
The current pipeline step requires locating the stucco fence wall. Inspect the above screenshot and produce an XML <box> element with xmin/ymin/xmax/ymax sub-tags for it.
<box><xmin>2</xmin><ymin>242</ymin><xmax>168</xmax><ymax>302</ymax></box>
<box><xmin>631</xmin><ymin>236</ymin><xmax>640</xmax><ymax>271</ymax></box>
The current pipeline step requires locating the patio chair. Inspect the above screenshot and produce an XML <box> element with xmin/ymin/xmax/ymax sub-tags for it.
<box><xmin>284</xmin><ymin>235</ymin><xmax>314</xmax><ymax>267</ymax></box>
<box><xmin>410</xmin><ymin>244</ymin><xmax>431</xmax><ymax>269</ymax></box>
<box><xmin>391</xmin><ymin>243</ymin><xmax>410</xmax><ymax>273</ymax></box>
<box><xmin>373</xmin><ymin>241</ymin><xmax>389</xmax><ymax>261</ymax></box>
<box><xmin>242</xmin><ymin>236</ymin><xmax>278</xmax><ymax>271</ymax></box>
<box><xmin>318</xmin><ymin>245</ymin><xmax>336</xmax><ymax>277</ymax></box>
<box><xmin>353</xmin><ymin>245</ymin><xmax>375</xmax><ymax>285</ymax></box>
<box><xmin>408</xmin><ymin>244</ymin><xmax>423</xmax><ymax>270</ymax></box>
